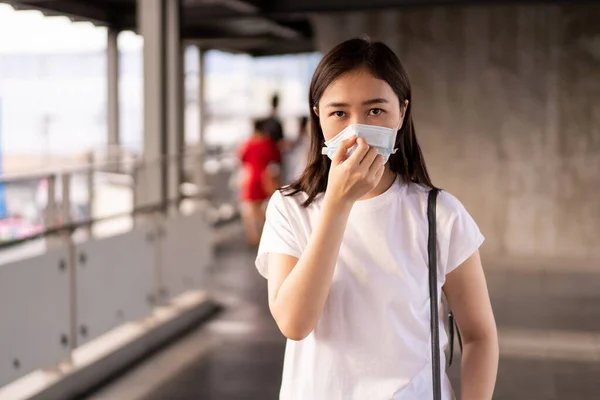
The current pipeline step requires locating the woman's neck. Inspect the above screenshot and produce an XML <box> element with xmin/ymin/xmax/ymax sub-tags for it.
<box><xmin>359</xmin><ymin>166</ymin><xmax>396</xmax><ymax>201</ymax></box>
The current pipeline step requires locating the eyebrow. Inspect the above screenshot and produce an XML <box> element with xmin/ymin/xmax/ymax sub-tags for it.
<box><xmin>324</xmin><ymin>98</ymin><xmax>389</xmax><ymax>108</ymax></box>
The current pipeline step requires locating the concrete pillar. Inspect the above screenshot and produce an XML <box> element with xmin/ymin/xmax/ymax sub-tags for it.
<box><xmin>195</xmin><ymin>47</ymin><xmax>207</xmax><ymax>192</ymax></box>
<box><xmin>107</xmin><ymin>28</ymin><xmax>120</xmax><ymax>171</ymax></box>
<box><xmin>137</xmin><ymin>0</ymin><xmax>167</xmax><ymax>210</ymax></box>
<box><xmin>166</xmin><ymin>0</ymin><xmax>184</xmax><ymax>214</ymax></box>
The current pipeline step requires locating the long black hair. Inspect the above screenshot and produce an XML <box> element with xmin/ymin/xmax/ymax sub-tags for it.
<box><xmin>284</xmin><ymin>37</ymin><xmax>434</xmax><ymax>207</ymax></box>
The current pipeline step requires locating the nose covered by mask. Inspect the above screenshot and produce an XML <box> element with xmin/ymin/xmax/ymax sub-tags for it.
<box><xmin>321</xmin><ymin>123</ymin><xmax>399</xmax><ymax>164</ymax></box>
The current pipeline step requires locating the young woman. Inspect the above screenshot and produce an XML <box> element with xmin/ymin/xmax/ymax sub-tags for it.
<box><xmin>239</xmin><ymin>119</ymin><xmax>281</xmax><ymax>246</ymax></box>
<box><xmin>256</xmin><ymin>38</ymin><xmax>498</xmax><ymax>399</ymax></box>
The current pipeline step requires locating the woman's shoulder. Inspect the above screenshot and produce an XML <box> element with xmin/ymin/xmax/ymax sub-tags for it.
<box><xmin>404</xmin><ymin>183</ymin><xmax>469</xmax><ymax>220</ymax></box>
<box><xmin>267</xmin><ymin>187</ymin><xmax>318</xmax><ymax>213</ymax></box>
<box><xmin>269</xmin><ymin>186</ymin><xmax>306</xmax><ymax>208</ymax></box>
<box><xmin>264</xmin><ymin>187</ymin><xmax>321</xmax><ymax>229</ymax></box>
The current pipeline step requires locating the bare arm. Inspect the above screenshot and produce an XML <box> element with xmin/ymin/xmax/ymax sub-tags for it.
<box><xmin>267</xmin><ymin>199</ymin><xmax>351</xmax><ymax>340</ymax></box>
<box><xmin>267</xmin><ymin>137</ymin><xmax>384</xmax><ymax>340</ymax></box>
<box><xmin>443</xmin><ymin>250</ymin><xmax>499</xmax><ymax>400</ymax></box>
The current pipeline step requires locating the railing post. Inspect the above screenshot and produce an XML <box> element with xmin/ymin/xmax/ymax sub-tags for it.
<box><xmin>67</xmin><ymin>235</ymin><xmax>78</xmax><ymax>358</ymax></box>
<box><xmin>44</xmin><ymin>175</ymin><xmax>58</xmax><ymax>249</ymax></box>
<box><xmin>61</xmin><ymin>173</ymin><xmax>71</xmax><ymax>227</ymax></box>
<box><xmin>132</xmin><ymin>158</ymin><xmax>145</xmax><ymax>229</ymax></box>
<box><xmin>86</xmin><ymin>152</ymin><xmax>95</xmax><ymax>236</ymax></box>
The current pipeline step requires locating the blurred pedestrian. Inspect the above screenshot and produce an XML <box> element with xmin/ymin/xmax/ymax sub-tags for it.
<box><xmin>262</xmin><ymin>93</ymin><xmax>285</xmax><ymax>149</ymax></box>
<box><xmin>238</xmin><ymin>119</ymin><xmax>281</xmax><ymax>246</ymax></box>
<box><xmin>287</xmin><ymin>116</ymin><xmax>310</xmax><ymax>182</ymax></box>
<box><xmin>263</xmin><ymin>93</ymin><xmax>291</xmax><ymax>180</ymax></box>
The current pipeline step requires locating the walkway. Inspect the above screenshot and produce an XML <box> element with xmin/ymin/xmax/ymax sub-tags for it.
<box><xmin>87</xmin><ymin>225</ymin><xmax>600</xmax><ymax>400</ymax></box>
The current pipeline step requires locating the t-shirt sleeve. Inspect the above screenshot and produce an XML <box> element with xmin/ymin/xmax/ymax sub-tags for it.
<box><xmin>439</xmin><ymin>192</ymin><xmax>485</xmax><ymax>276</ymax></box>
<box><xmin>255</xmin><ymin>191</ymin><xmax>302</xmax><ymax>279</ymax></box>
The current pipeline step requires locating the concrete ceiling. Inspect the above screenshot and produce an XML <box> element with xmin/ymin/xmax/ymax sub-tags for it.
<box><xmin>2</xmin><ymin>0</ymin><xmax>589</xmax><ymax>56</ymax></box>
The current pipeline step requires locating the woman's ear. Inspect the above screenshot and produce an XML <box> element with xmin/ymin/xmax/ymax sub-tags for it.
<box><xmin>401</xmin><ymin>100</ymin><xmax>409</xmax><ymax>119</ymax></box>
<box><xmin>312</xmin><ymin>106</ymin><xmax>319</xmax><ymax>118</ymax></box>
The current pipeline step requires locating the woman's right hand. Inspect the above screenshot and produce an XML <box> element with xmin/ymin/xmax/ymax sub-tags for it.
<box><xmin>325</xmin><ymin>136</ymin><xmax>385</xmax><ymax>207</ymax></box>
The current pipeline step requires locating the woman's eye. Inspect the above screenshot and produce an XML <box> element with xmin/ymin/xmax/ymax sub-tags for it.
<box><xmin>369</xmin><ymin>108</ymin><xmax>384</xmax><ymax>116</ymax></box>
<box><xmin>331</xmin><ymin>111</ymin><xmax>346</xmax><ymax>118</ymax></box>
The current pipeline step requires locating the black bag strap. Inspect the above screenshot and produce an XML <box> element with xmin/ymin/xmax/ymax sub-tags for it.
<box><xmin>448</xmin><ymin>312</ymin><xmax>455</xmax><ymax>366</ymax></box>
<box><xmin>427</xmin><ymin>188</ymin><xmax>442</xmax><ymax>400</ymax></box>
<box><xmin>447</xmin><ymin>311</ymin><xmax>462</xmax><ymax>366</ymax></box>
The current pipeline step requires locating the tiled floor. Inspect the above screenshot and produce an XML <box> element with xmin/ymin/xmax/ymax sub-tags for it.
<box><xmin>88</xmin><ymin>230</ymin><xmax>600</xmax><ymax>400</ymax></box>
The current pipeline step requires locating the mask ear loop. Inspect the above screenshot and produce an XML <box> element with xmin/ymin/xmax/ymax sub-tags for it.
<box><xmin>390</xmin><ymin>119</ymin><xmax>402</xmax><ymax>155</ymax></box>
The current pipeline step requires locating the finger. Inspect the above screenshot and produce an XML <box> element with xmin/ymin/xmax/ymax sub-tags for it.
<box><xmin>367</xmin><ymin>155</ymin><xmax>385</xmax><ymax>178</ymax></box>
<box><xmin>357</xmin><ymin>147</ymin><xmax>379</xmax><ymax>173</ymax></box>
<box><xmin>332</xmin><ymin>136</ymin><xmax>357</xmax><ymax>165</ymax></box>
<box><xmin>369</xmin><ymin>162</ymin><xmax>386</xmax><ymax>184</ymax></box>
<box><xmin>339</xmin><ymin>135</ymin><xmax>358</xmax><ymax>150</ymax></box>
<box><xmin>347</xmin><ymin>138</ymin><xmax>370</xmax><ymax>165</ymax></box>
<box><xmin>370</xmin><ymin>154</ymin><xmax>385</xmax><ymax>169</ymax></box>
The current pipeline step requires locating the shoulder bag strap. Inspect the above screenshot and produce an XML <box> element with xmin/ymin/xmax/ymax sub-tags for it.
<box><xmin>428</xmin><ymin>188</ymin><xmax>442</xmax><ymax>400</ymax></box>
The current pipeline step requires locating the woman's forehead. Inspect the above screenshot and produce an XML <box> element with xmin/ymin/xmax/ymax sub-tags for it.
<box><xmin>320</xmin><ymin>69</ymin><xmax>397</xmax><ymax>106</ymax></box>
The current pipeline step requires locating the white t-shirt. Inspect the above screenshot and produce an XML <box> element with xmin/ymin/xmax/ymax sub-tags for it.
<box><xmin>256</xmin><ymin>177</ymin><xmax>484</xmax><ymax>400</ymax></box>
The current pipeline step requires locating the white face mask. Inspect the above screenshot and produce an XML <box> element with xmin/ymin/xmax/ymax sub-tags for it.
<box><xmin>321</xmin><ymin>123</ymin><xmax>400</xmax><ymax>164</ymax></box>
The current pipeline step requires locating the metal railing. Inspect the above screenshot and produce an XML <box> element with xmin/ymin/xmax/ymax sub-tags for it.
<box><xmin>0</xmin><ymin>146</ymin><xmax>241</xmax><ymax>391</ymax></box>
<box><xmin>0</xmin><ymin>147</ymin><xmax>240</xmax><ymax>252</ymax></box>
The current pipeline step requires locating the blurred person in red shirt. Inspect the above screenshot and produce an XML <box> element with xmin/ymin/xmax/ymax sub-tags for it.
<box><xmin>239</xmin><ymin>119</ymin><xmax>282</xmax><ymax>246</ymax></box>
